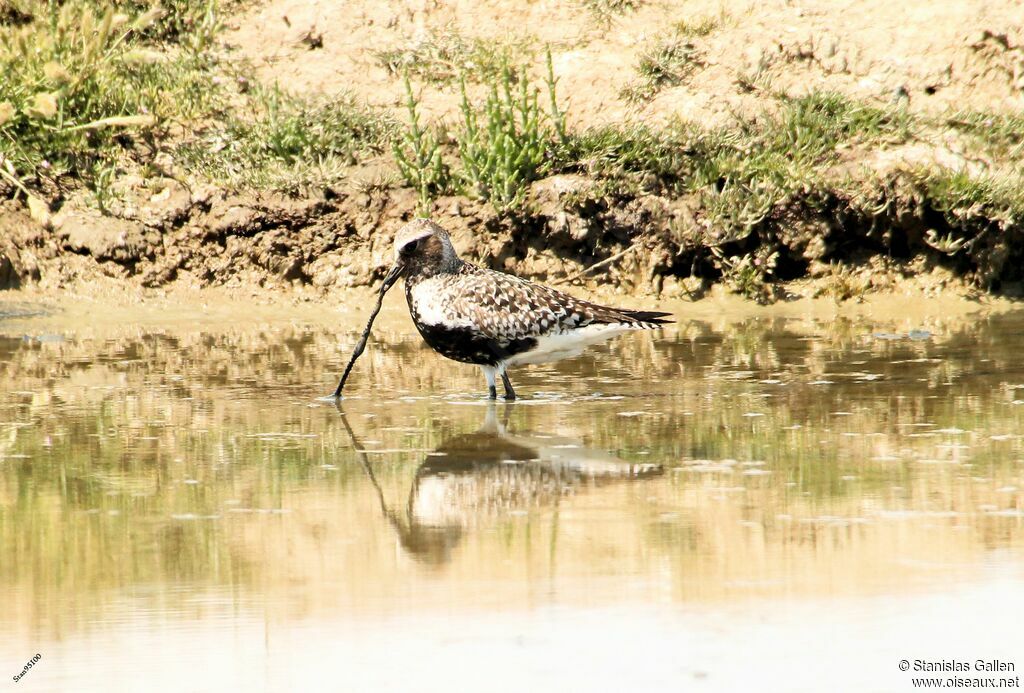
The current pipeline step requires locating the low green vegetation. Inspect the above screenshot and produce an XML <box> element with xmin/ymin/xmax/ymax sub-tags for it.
<box><xmin>944</xmin><ymin>111</ymin><xmax>1024</xmax><ymax>161</ymax></box>
<box><xmin>621</xmin><ymin>36</ymin><xmax>704</xmax><ymax>103</ymax></box>
<box><xmin>456</xmin><ymin>60</ymin><xmax>566</xmax><ymax>212</ymax></box>
<box><xmin>905</xmin><ymin>167</ymin><xmax>1024</xmax><ymax>220</ymax></box>
<box><xmin>617</xmin><ymin>12</ymin><xmax>729</xmax><ymax>103</ymax></box>
<box><xmin>392</xmin><ymin>74</ymin><xmax>450</xmax><ymax>215</ymax></box>
<box><xmin>557</xmin><ymin>123</ymin><xmax>688</xmax><ymax>184</ymax></box>
<box><xmin>177</xmin><ymin>84</ymin><xmax>392</xmax><ymax>193</ymax></box>
<box><xmin>672</xmin><ymin>14</ymin><xmax>725</xmax><ymax>38</ymax></box>
<box><xmin>559</xmin><ymin>92</ymin><xmax>915</xmax><ymax>208</ymax></box>
<box><xmin>0</xmin><ymin>0</ymin><xmax>394</xmax><ymax>204</ymax></box>
<box><xmin>580</xmin><ymin>0</ymin><xmax>642</xmax><ymax>27</ymax></box>
<box><xmin>385</xmin><ymin>60</ymin><xmax>1021</xmax><ymax>296</ymax></box>
<box><xmin>375</xmin><ymin>31</ymin><xmax>534</xmax><ymax>85</ymax></box>
<box><xmin>766</xmin><ymin>92</ymin><xmax>914</xmax><ymax>158</ymax></box>
<box><xmin>393</xmin><ymin>50</ymin><xmax>566</xmax><ymax>214</ymax></box>
<box><xmin>0</xmin><ymin>2</ymin><xmax>223</xmax><ymax>211</ymax></box>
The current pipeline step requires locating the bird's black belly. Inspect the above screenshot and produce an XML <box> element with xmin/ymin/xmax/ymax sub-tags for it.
<box><xmin>414</xmin><ymin>322</ymin><xmax>537</xmax><ymax>366</ymax></box>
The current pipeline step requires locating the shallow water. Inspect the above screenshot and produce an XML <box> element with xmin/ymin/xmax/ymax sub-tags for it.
<box><xmin>2</xmin><ymin>301</ymin><xmax>1024</xmax><ymax>692</ymax></box>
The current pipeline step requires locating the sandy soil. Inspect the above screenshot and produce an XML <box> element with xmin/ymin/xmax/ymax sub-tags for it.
<box><xmin>226</xmin><ymin>0</ymin><xmax>1024</xmax><ymax>128</ymax></box>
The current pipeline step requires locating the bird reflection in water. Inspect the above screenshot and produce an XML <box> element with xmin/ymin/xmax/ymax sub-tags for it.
<box><xmin>337</xmin><ymin>404</ymin><xmax>663</xmax><ymax>565</ymax></box>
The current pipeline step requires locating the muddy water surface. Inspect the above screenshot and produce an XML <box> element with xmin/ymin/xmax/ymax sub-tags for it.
<box><xmin>2</xmin><ymin>297</ymin><xmax>1024</xmax><ymax>692</ymax></box>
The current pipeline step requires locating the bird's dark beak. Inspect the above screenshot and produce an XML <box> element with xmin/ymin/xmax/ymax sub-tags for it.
<box><xmin>380</xmin><ymin>260</ymin><xmax>404</xmax><ymax>294</ymax></box>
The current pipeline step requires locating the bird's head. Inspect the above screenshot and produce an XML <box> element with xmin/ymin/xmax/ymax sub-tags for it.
<box><xmin>389</xmin><ymin>218</ymin><xmax>459</xmax><ymax>282</ymax></box>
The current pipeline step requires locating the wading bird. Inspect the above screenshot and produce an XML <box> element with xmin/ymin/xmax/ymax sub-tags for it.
<box><xmin>336</xmin><ymin>218</ymin><xmax>672</xmax><ymax>400</ymax></box>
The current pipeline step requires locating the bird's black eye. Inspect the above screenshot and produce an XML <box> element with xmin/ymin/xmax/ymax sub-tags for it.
<box><xmin>400</xmin><ymin>236</ymin><xmax>427</xmax><ymax>256</ymax></box>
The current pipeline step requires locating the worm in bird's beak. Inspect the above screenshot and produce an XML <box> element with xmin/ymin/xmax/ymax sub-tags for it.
<box><xmin>380</xmin><ymin>260</ymin><xmax>405</xmax><ymax>295</ymax></box>
<box><xmin>331</xmin><ymin>259</ymin><xmax>407</xmax><ymax>398</ymax></box>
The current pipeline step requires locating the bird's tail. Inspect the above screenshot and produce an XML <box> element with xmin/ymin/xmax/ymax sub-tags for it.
<box><xmin>619</xmin><ymin>309</ymin><xmax>674</xmax><ymax>327</ymax></box>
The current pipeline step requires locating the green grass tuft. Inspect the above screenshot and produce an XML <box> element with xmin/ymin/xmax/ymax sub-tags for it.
<box><xmin>767</xmin><ymin>92</ymin><xmax>914</xmax><ymax>160</ymax></box>
<box><xmin>944</xmin><ymin>111</ymin><xmax>1024</xmax><ymax>161</ymax></box>
<box><xmin>177</xmin><ymin>84</ymin><xmax>393</xmax><ymax>193</ymax></box>
<box><xmin>111</xmin><ymin>0</ymin><xmax>225</xmax><ymax>52</ymax></box>
<box><xmin>621</xmin><ymin>37</ymin><xmax>704</xmax><ymax>103</ymax></box>
<box><xmin>672</xmin><ymin>15</ymin><xmax>723</xmax><ymax>38</ymax></box>
<box><xmin>454</xmin><ymin>54</ymin><xmax>566</xmax><ymax>213</ymax></box>
<box><xmin>0</xmin><ymin>1</ymin><xmax>229</xmax><ymax>208</ymax></box>
<box><xmin>908</xmin><ymin>167</ymin><xmax>1024</xmax><ymax>220</ymax></box>
<box><xmin>556</xmin><ymin>123</ymin><xmax>691</xmax><ymax>191</ymax></box>
<box><xmin>580</xmin><ymin>0</ymin><xmax>642</xmax><ymax>27</ymax></box>
<box><xmin>375</xmin><ymin>31</ymin><xmax>533</xmax><ymax>85</ymax></box>
<box><xmin>457</xmin><ymin>68</ymin><xmax>548</xmax><ymax>212</ymax></box>
<box><xmin>393</xmin><ymin>73</ymin><xmax>453</xmax><ymax>215</ymax></box>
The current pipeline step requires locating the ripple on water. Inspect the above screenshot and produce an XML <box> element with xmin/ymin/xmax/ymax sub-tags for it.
<box><xmin>2</xmin><ymin>308</ymin><xmax>1024</xmax><ymax>689</ymax></box>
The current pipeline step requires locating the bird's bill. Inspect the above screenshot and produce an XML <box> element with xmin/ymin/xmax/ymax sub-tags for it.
<box><xmin>380</xmin><ymin>261</ymin><xmax>405</xmax><ymax>294</ymax></box>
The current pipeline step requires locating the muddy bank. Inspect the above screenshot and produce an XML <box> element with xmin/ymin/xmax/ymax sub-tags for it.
<box><xmin>2</xmin><ymin>170</ymin><xmax>1022</xmax><ymax>303</ymax></box>
<box><xmin>2</xmin><ymin>0</ymin><xmax>1022</xmax><ymax>304</ymax></box>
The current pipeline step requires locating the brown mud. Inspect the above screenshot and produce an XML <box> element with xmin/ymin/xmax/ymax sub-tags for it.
<box><xmin>2</xmin><ymin>172</ymin><xmax>1021</xmax><ymax>304</ymax></box>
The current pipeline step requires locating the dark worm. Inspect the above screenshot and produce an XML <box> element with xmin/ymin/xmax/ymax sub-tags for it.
<box><xmin>332</xmin><ymin>262</ymin><xmax>403</xmax><ymax>398</ymax></box>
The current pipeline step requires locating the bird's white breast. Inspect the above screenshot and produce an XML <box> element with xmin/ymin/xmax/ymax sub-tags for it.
<box><xmin>408</xmin><ymin>277</ymin><xmax>470</xmax><ymax>328</ymax></box>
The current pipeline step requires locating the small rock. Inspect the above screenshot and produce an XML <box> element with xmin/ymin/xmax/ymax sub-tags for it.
<box><xmin>743</xmin><ymin>46</ymin><xmax>767</xmax><ymax>71</ymax></box>
<box><xmin>62</xmin><ymin>213</ymin><xmax>147</xmax><ymax>263</ymax></box>
<box><xmin>191</xmin><ymin>185</ymin><xmax>216</xmax><ymax>206</ymax></box>
<box><xmin>793</xmin><ymin>33</ymin><xmax>815</xmax><ymax>59</ymax></box>
<box><xmin>567</xmin><ymin>216</ymin><xmax>591</xmax><ymax>242</ymax></box>
<box><xmin>27</xmin><ymin>195</ymin><xmax>52</xmax><ymax>230</ymax></box>
<box><xmin>807</xmin><ymin>260</ymin><xmax>831</xmax><ymax>277</ymax></box>
<box><xmin>300</xmin><ymin>28</ymin><xmax>323</xmax><ymax>50</ymax></box>
<box><xmin>965</xmin><ymin>30</ymin><xmax>989</xmax><ymax>47</ymax></box>
<box><xmin>127</xmin><ymin>178</ymin><xmax>193</xmax><ymax>230</ymax></box>
<box><xmin>207</xmin><ymin>203</ymin><xmax>259</xmax><ymax>236</ymax></box>
<box><xmin>818</xmin><ymin>36</ymin><xmax>839</xmax><ymax>59</ymax></box>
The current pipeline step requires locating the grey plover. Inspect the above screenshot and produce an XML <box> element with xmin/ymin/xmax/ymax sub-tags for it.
<box><xmin>385</xmin><ymin>218</ymin><xmax>672</xmax><ymax>399</ymax></box>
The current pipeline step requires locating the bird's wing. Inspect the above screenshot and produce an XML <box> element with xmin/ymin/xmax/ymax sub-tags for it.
<box><xmin>447</xmin><ymin>268</ymin><xmax>671</xmax><ymax>344</ymax></box>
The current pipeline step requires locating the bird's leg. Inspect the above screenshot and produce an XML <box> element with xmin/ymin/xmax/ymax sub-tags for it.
<box><xmin>501</xmin><ymin>372</ymin><xmax>517</xmax><ymax>401</ymax></box>
<box><xmin>482</xmin><ymin>366</ymin><xmax>498</xmax><ymax>400</ymax></box>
